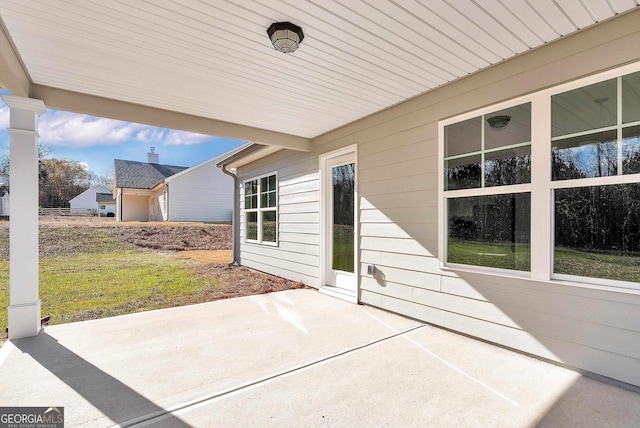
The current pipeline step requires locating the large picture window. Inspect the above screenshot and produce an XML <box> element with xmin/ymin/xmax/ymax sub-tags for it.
<box><xmin>448</xmin><ymin>194</ymin><xmax>530</xmax><ymax>271</ymax></box>
<box><xmin>443</xmin><ymin>103</ymin><xmax>532</xmax><ymax>272</ymax></box>
<box><xmin>244</xmin><ymin>173</ymin><xmax>277</xmax><ymax>244</ymax></box>
<box><xmin>551</xmin><ymin>71</ymin><xmax>640</xmax><ymax>284</ymax></box>
<box><xmin>554</xmin><ymin>184</ymin><xmax>640</xmax><ymax>283</ymax></box>
<box><xmin>440</xmin><ymin>65</ymin><xmax>640</xmax><ymax>290</ymax></box>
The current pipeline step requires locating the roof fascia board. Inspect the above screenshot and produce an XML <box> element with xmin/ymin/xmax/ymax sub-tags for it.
<box><xmin>120</xmin><ymin>188</ymin><xmax>155</xmax><ymax>196</ymax></box>
<box><xmin>31</xmin><ymin>85</ymin><xmax>312</xmax><ymax>152</ymax></box>
<box><xmin>217</xmin><ymin>144</ymin><xmax>283</xmax><ymax>169</ymax></box>
<box><xmin>165</xmin><ymin>143</ymin><xmax>252</xmax><ymax>182</ymax></box>
<box><xmin>227</xmin><ymin>146</ymin><xmax>283</xmax><ymax>169</ymax></box>
<box><xmin>0</xmin><ymin>19</ymin><xmax>31</xmax><ymax>97</ymax></box>
<box><xmin>150</xmin><ymin>182</ymin><xmax>166</xmax><ymax>192</ymax></box>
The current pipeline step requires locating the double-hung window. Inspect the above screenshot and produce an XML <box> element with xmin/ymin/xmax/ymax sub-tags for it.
<box><xmin>440</xmin><ymin>64</ymin><xmax>640</xmax><ymax>290</ymax></box>
<box><xmin>551</xmin><ymin>71</ymin><xmax>640</xmax><ymax>285</ymax></box>
<box><xmin>244</xmin><ymin>173</ymin><xmax>277</xmax><ymax>244</ymax></box>
<box><xmin>442</xmin><ymin>103</ymin><xmax>532</xmax><ymax>272</ymax></box>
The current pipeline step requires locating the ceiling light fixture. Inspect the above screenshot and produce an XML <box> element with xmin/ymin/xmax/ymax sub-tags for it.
<box><xmin>487</xmin><ymin>115</ymin><xmax>511</xmax><ymax>130</ymax></box>
<box><xmin>267</xmin><ymin>22</ymin><xmax>304</xmax><ymax>53</ymax></box>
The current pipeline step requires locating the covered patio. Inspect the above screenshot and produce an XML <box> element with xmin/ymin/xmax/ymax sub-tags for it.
<box><xmin>1</xmin><ymin>289</ymin><xmax>639</xmax><ymax>427</ymax></box>
<box><xmin>2</xmin><ymin>1</ymin><xmax>640</xmax><ymax>420</ymax></box>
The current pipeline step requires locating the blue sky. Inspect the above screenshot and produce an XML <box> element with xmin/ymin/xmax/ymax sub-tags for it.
<box><xmin>0</xmin><ymin>96</ymin><xmax>246</xmax><ymax>179</ymax></box>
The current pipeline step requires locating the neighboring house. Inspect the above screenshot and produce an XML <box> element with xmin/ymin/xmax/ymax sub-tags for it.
<box><xmin>96</xmin><ymin>192</ymin><xmax>116</xmax><ymax>217</ymax></box>
<box><xmin>4</xmin><ymin>3</ymin><xmax>640</xmax><ymax>390</ymax></box>
<box><xmin>114</xmin><ymin>147</ymin><xmax>241</xmax><ymax>222</ymax></box>
<box><xmin>69</xmin><ymin>184</ymin><xmax>111</xmax><ymax>215</ymax></box>
<box><xmin>217</xmin><ymin>16</ymin><xmax>640</xmax><ymax>388</ymax></box>
<box><xmin>0</xmin><ymin>191</ymin><xmax>9</xmax><ymax>216</ymax></box>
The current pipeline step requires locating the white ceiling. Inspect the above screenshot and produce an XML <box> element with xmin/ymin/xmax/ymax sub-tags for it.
<box><xmin>1</xmin><ymin>0</ymin><xmax>638</xmax><ymax>139</ymax></box>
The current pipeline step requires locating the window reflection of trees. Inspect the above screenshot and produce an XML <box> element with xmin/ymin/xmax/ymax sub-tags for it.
<box><xmin>332</xmin><ymin>163</ymin><xmax>354</xmax><ymax>227</ymax></box>
<box><xmin>332</xmin><ymin>163</ymin><xmax>355</xmax><ymax>273</ymax></box>
<box><xmin>551</xmin><ymin>71</ymin><xmax>640</xmax><ymax>265</ymax></box>
<box><xmin>555</xmin><ymin>185</ymin><xmax>640</xmax><ymax>257</ymax></box>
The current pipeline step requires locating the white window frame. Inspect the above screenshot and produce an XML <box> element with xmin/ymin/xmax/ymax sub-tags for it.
<box><xmin>439</xmin><ymin>61</ymin><xmax>640</xmax><ymax>292</ymax></box>
<box><xmin>243</xmin><ymin>171</ymin><xmax>278</xmax><ymax>246</ymax></box>
<box><xmin>439</xmin><ymin>96</ymin><xmax>536</xmax><ymax>278</ymax></box>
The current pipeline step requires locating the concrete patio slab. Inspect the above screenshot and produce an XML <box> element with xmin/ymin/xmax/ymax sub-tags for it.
<box><xmin>1</xmin><ymin>289</ymin><xmax>639</xmax><ymax>427</ymax></box>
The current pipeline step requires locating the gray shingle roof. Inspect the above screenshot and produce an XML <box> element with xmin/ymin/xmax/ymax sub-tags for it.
<box><xmin>114</xmin><ymin>159</ymin><xmax>188</xmax><ymax>190</ymax></box>
<box><xmin>96</xmin><ymin>192</ymin><xmax>116</xmax><ymax>203</ymax></box>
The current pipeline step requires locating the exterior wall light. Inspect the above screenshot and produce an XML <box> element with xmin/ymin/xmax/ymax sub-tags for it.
<box><xmin>487</xmin><ymin>115</ymin><xmax>511</xmax><ymax>130</ymax></box>
<box><xmin>267</xmin><ymin>22</ymin><xmax>304</xmax><ymax>53</ymax></box>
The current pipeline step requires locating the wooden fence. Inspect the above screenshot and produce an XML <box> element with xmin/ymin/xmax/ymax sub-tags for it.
<box><xmin>39</xmin><ymin>207</ymin><xmax>97</xmax><ymax>216</ymax></box>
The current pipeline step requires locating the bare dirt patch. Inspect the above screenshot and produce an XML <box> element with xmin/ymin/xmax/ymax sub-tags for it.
<box><xmin>178</xmin><ymin>249</ymin><xmax>233</xmax><ymax>264</ymax></box>
<box><xmin>116</xmin><ymin>223</ymin><xmax>231</xmax><ymax>251</ymax></box>
<box><xmin>192</xmin><ymin>264</ymin><xmax>306</xmax><ymax>299</ymax></box>
<box><xmin>22</xmin><ymin>217</ymin><xmax>233</xmax><ymax>257</ymax></box>
<box><xmin>0</xmin><ymin>217</ymin><xmax>307</xmax><ymax>344</ymax></box>
<box><xmin>2</xmin><ymin>215</ymin><xmax>306</xmax><ymax>299</ymax></box>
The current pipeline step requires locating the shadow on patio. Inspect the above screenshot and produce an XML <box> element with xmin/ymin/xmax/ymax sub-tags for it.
<box><xmin>12</xmin><ymin>333</ymin><xmax>192</xmax><ymax>427</ymax></box>
<box><xmin>1</xmin><ymin>289</ymin><xmax>639</xmax><ymax>427</ymax></box>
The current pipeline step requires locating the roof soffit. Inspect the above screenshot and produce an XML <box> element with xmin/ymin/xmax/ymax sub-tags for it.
<box><xmin>0</xmin><ymin>1</ymin><xmax>638</xmax><ymax>141</ymax></box>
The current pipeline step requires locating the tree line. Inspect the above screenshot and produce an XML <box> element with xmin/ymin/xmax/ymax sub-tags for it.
<box><xmin>553</xmin><ymin>148</ymin><xmax>640</xmax><ymax>255</ymax></box>
<box><xmin>332</xmin><ymin>163</ymin><xmax>355</xmax><ymax>227</ymax></box>
<box><xmin>448</xmin><ymin>149</ymin><xmax>640</xmax><ymax>256</ymax></box>
<box><xmin>0</xmin><ymin>143</ymin><xmax>113</xmax><ymax>208</ymax></box>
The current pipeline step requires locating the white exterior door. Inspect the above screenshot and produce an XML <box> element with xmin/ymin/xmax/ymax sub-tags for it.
<box><xmin>321</xmin><ymin>148</ymin><xmax>358</xmax><ymax>303</ymax></box>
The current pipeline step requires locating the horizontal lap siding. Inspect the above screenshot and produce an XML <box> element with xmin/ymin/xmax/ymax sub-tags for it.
<box><xmin>168</xmin><ymin>162</ymin><xmax>233</xmax><ymax>222</ymax></box>
<box><xmin>239</xmin><ymin>152</ymin><xmax>320</xmax><ymax>288</ymax></box>
<box><xmin>338</xmin><ymin>11</ymin><xmax>640</xmax><ymax>386</ymax></box>
<box><xmin>70</xmin><ymin>188</ymin><xmax>98</xmax><ymax>210</ymax></box>
<box><xmin>237</xmin><ymin>11</ymin><xmax>640</xmax><ymax>386</ymax></box>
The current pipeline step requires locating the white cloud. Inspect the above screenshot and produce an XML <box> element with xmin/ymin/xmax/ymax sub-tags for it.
<box><xmin>163</xmin><ymin>129</ymin><xmax>212</xmax><ymax>146</ymax></box>
<box><xmin>33</xmin><ymin>109</ymin><xmax>216</xmax><ymax>148</ymax></box>
<box><xmin>134</xmin><ymin>128</ymin><xmax>165</xmax><ymax>143</ymax></box>
<box><xmin>79</xmin><ymin>161</ymin><xmax>90</xmax><ymax>170</ymax></box>
<box><xmin>0</xmin><ymin>104</ymin><xmax>9</xmax><ymax>130</ymax></box>
<box><xmin>133</xmin><ymin>127</ymin><xmax>212</xmax><ymax>146</ymax></box>
<box><xmin>37</xmin><ymin>110</ymin><xmax>146</xmax><ymax>147</ymax></box>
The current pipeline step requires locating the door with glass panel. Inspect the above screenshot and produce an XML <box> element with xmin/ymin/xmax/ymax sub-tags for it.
<box><xmin>323</xmin><ymin>152</ymin><xmax>357</xmax><ymax>297</ymax></box>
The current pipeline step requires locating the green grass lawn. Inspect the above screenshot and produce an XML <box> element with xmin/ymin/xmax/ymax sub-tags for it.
<box><xmin>333</xmin><ymin>225</ymin><xmax>354</xmax><ymax>273</ymax></box>
<box><xmin>449</xmin><ymin>239</ymin><xmax>640</xmax><ymax>282</ymax></box>
<box><xmin>448</xmin><ymin>239</ymin><xmax>531</xmax><ymax>271</ymax></box>
<box><xmin>0</xmin><ymin>225</ymin><xmax>220</xmax><ymax>341</ymax></box>
<box><xmin>555</xmin><ymin>246</ymin><xmax>640</xmax><ymax>283</ymax></box>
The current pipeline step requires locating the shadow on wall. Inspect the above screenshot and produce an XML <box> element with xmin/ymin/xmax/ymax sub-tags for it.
<box><xmin>360</xmin><ymin>191</ymin><xmax>640</xmax><ymax>387</ymax></box>
<box><xmin>355</xmin><ymin>148</ymin><xmax>640</xmax><ymax>388</ymax></box>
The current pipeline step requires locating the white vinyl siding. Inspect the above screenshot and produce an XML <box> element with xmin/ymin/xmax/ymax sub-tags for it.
<box><xmin>236</xmin><ymin>13</ymin><xmax>640</xmax><ymax>387</ymax></box>
<box><xmin>166</xmin><ymin>159</ymin><xmax>233</xmax><ymax>222</ymax></box>
<box><xmin>147</xmin><ymin>189</ymin><xmax>164</xmax><ymax>222</ymax></box>
<box><xmin>69</xmin><ymin>185</ymin><xmax>111</xmax><ymax>213</ymax></box>
<box><xmin>239</xmin><ymin>154</ymin><xmax>320</xmax><ymax>287</ymax></box>
<box><xmin>0</xmin><ymin>193</ymin><xmax>9</xmax><ymax>216</ymax></box>
<box><xmin>158</xmin><ymin>191</ymin><xmax>168</xmax><ymax>221</ymax></box>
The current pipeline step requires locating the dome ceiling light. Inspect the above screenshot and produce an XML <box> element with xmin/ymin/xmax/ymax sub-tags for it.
<box><xmin>487</xmin><ymin>115</ymin><xmax>511</xmax><ymax>130</ymax></box>
<box><xmin>267</xmin><ymin>22</ymin><xmax>304</xmax><ymax>54</ymax></box>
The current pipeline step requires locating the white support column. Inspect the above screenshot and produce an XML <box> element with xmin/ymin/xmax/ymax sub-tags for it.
<box><xmin>2</xmin><ymin>95</ymin><xmax>46</xmax><ymax>339</ymax></box>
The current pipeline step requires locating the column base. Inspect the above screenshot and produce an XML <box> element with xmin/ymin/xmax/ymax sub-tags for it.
<box><xmin>8</xmin><ymin>300</ymin><xmax>42</xmax><ymax>339</ymax></box>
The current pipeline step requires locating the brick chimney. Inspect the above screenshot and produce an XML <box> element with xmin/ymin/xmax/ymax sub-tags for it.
<box><xmin>147</xmin><ymin>147</ymin><xmax>159</xmax><ymax>164</ymax></box>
